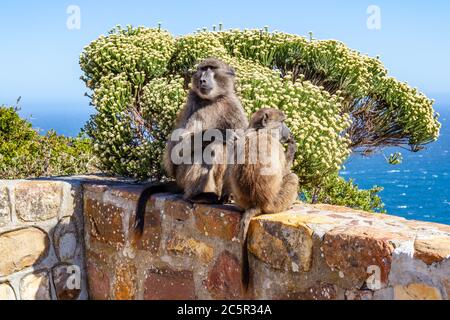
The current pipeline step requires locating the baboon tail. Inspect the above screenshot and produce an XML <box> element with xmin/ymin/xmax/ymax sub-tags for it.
<box><xmin>240</xmin><ymin>208</ymin><xmax>262</xmax><ymax>294</ymax></box>
<box><xmin>133</xmin><ymin>182</ymin><xmax>182</xmax><ymax>240</ymax></box>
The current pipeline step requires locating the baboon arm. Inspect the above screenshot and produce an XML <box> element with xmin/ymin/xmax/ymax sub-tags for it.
<box><xmin>163</xmin><ymin>142</ymin><xmax>176</xmax><ymax>178</ymax></box>
<box><xmin>223</xmin><ymin>103</ymin><xmax>249</xmax><ymax>130</ymax></box>
<box><xmin>262</xmin><ymin>173</ymin><xmax>299</xmax><ymax>214</ymax></box>
<box><xmin>284</xmin><ymin>139</ymin><xmax>297</xmax><ymax>172</ymax></box>
<box><xmin>174</xmin><ymin>93</ymin><xmax>197</xmax><ymax>129</ymax></box>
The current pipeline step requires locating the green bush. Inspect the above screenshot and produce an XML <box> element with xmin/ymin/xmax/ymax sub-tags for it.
<box><xmin>80</xmin><ymin>26</ymin><xmax>441</xmax><ymax>211</ymax></box>
<box><xmin>0</xmin><ymin>105</ymin><xmax>98</xmax><ymax>179</ymax></box>
<box><xmin>301</xmin><ymin>175</ymin><xmax>386</xmax><ymax>213</ymax></box>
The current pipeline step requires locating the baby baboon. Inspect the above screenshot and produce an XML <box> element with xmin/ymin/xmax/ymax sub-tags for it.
<box><xmin>227</xmin><ymin>108</ymin><xmax>299</xmax><ymax>290</ymax></box>
<box><xmin>134</xmin><ymin>58</ymin><xmax>248</xmax><ymax>237</ymax></box>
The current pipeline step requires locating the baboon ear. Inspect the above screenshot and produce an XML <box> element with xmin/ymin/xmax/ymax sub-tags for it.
<box><xmin>227</xmin><ymin>67</ymin><xmax>236</xmax><ymax>77</ymax></box>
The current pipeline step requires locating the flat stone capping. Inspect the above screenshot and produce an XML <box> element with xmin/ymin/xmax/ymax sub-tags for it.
<box><xmin>82</xmin><ymin>181</ymin><xmax>450</xmax><ymax>300</ymax></box>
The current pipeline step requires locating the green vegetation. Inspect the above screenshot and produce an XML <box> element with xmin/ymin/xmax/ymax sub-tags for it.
<box><xmin>0</xmin><ymin>104</ymin><xmax>98</xmax><ymax>179</ymax></box>
<box><xmin>301</xmin><ymin>175</ymin><xmax>386</xmax><ymax>213</ymax></box>
<box><xmin>77</xmin><ymin>26</ymin><xmax>441</xmax><ymax>212</ymax></box>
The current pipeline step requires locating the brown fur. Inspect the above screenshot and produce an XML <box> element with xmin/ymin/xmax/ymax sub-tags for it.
<box><xmin>163</xmin><ymin>58</ymin><xmax>248</xmax><ymax>202</ymax></box>
<box><xmin>134</xmin><ymin>58</ymin><xmax>248</xmax><ymax>238</ymax></box>
<box><xmin>230</xmin><ymin>108</ymin><xmax>299</xmax><ymax>213</ymax></box>
<box><xmin>227</xmin><ymin>108</ymin><xmax>299</xmax><ymax>291</ymax></box>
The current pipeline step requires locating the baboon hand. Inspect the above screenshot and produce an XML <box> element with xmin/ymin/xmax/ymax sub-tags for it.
<box><xmin>287</xmin><ymin>137</ymin><xmax>297</xmax><ymax>154</ymax></box>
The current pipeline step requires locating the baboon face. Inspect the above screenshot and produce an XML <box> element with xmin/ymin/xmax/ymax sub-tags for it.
<box><xmin>192</xmin><ymin>58</ymin><xmax>236</xmax><ymax>100</ymax></box>
<box><xmin>250</xmin><ymin>108</ymin><xmax>292</xmax><ymax>143</ymax></box>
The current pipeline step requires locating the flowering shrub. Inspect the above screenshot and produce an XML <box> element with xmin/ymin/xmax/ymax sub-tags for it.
<box><xmin>300</xmin><ymin>175</ymin><xmax>386</xmax><ymax>213</ymax></box>
<box><xmin>0</xmin><ymin>105</ymin><xmax>98</xmax><ymax>179</ymax></box>
<box><xmin>80</xmin><ymin>26</ymin><xmax>440</xmax><ymax>210</ymax></box>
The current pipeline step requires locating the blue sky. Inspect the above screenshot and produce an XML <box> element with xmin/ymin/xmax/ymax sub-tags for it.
<box><xmin>1</xmin><ymin>0</ymin><xmax>449</xmax><ymax>118</ymax></box>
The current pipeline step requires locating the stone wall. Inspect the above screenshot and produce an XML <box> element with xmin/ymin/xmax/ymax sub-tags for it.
<box><xmin>83</xmin><ymin>181</ymin><xmax>450</xmax><ymax>300</ymax></box>
<box><xmin>1</xmin><ymin>177</ymin><xmax>449</xmax><ymax>300</ymax></box>
<box><xmin>0</xmin><ymin>178</ymin><xmax>87</xmax><ymax>300</ymax></box>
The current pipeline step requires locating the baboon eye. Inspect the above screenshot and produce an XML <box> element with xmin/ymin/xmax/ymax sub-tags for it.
<box><xmin>201</xmin><ymin>65</ymin><xmax>213</xmax><ymax>70</ymax></box>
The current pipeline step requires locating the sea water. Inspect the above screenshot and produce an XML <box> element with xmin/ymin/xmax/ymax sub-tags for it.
<box><xmin>342</xmin><ymin>105</ymin><xmax>450</xmax><ymax>225</ymax></box>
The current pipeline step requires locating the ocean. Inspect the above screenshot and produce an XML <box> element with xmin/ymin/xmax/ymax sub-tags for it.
<box><xmin>20</xmin><ymin>105</ymin><xmax>450</xmax><ymax>225</ymax></box>
<box><xmin>342</xmin><ymin>105</ymin><xmax>450</xmax><ymax>225</ymax></box>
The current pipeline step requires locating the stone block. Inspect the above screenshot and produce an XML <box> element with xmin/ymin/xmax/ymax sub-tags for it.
<box><xmin>20</xmin><ymin>271</ymin><xmax>51</xmax><ymax>300</ymax></box>
<box><xmin>194</xmin><ymin>205</ymin><xmax>241</xmax><ymax>241</ymax></box>
<box><xmin>0</xmin><ymin>186</ymin><xmax>10</xmax><ymax>227</ymax></box>
<box><xmin>322</xmin><ymin>226</ymin><xmax>401</xmax><ymax>286</ymax></box>
<box><xmin>144</xmin><ymin>267</ymin><xmax>196</xmax><ymax>300</ymax></box>
<box><xmin>113</xmin><ymin>263</ymin><xmax>137</xmax><ymax>300</ymax></box>
<box><xmin>131</xmin><ymin>197</ymin><xmax>161</xmax><ymax>253</ymax></box>
<box><xmin>167</xmin><ymin>233</ymin><xmax>214</xmax><ymax>263</ymax></box>
<box><xmin>52</xmin><ymin>263</ymin><xmax>82</xmax><ymax>300</ymax></box>
<box><xmin>0</xmin><ymin>283</ymin><xmax>16</xmax><ymax>300</ymax></box>
<box><xmin>86</xmin><ymin>256</ymin><xmax>111</xmax><ymax>300</ymax></box>
<box><xmin>394</xmin><ymin>283</ymin><xmax>442</xmax><ymax>300</ymax></box>
<box><xmin>164</xmin><ymin>196</ymin><xmax>194</xmax><ymax>221</ymax></box>
<box><xmin>414</xmin><ymin>237</ymin><xmax>450</xmax><ymax>265</ymax></box>
<box><xmin>248</xmin><ymin>214</ymin><xmax>313</xmax><ymax>273</ymax></box>
<box><xmin>84</xmin><ymin>197</ymin><xmax>126</xmax><ymax>245</ymax></box>
<box><xmin>0</xmin><ymin>228</ymin><xmax>49</xmax><ymax>276</ymax></box>
<box><xmin>205</xmin><ymin>251</ymin><xmax>243</xmax><ymax>300</ymax></box>
<box><xmin>14</xmin><ymin>181</ymin><xmax>62</xmax><ymax>222</ymax></box>
<box><xmin>110</xmin><ymin>185</ymin><xmax>143</xmax><ymax>202</ymax></box>
<box><xmin>53</xmin><ymin>216</ymin><xmax>79</xmax><ymax>262</ymax></box>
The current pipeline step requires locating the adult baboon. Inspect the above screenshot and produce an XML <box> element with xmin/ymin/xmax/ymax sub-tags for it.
<box><xmin>134</xmin><ymin>58</ymin><xmax>248</xmax><ymax>237</ymax></box>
